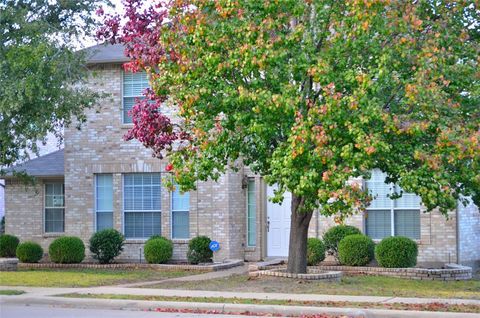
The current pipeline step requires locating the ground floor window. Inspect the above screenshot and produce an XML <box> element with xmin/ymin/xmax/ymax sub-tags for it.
<box><xmin>44</xmin><ymin>183</ymin><xmax>64</xmax><ymax>233</ymax></box>
<box><xmin>96</xmin><ymin>174</ymin><xmax>113</xmax><ymax>231</ymax></box>
<box><xmin>171</xmin><ymin>184</ymin><xmax>189</xmax><ymax>239</ymax></box>
<box><xmin>123</xmin><ymin>173</ymin><xmax>161</xmax><ymax>239</ymax></box>
<box><xmin>247</xmin><ymin>178</ymin><xmax>256</xmax><ymax>247</ymax></box>
<box><xmin>365</xmin><ymin>169</ymin><xmax>421</xmax><ymax>240</ymax></box>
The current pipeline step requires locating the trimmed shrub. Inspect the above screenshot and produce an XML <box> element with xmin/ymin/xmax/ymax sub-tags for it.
<box><xmin>89</xmin><ymin>229</ymin><xmax>125</xmax><ymax>264</ymax></box>
<box><xmin>144</xmin><ymin>237</ymin><xmax>173</xmax><ymax>264</ymax></box>
<box><xmin>0</xmin><ymin>234</ymin><xmax>20</xmax><ymax>257</ymax></box>
<box><xmin>375</xmin><ymin>236</ymin><xmax>418</xmax><ymax>268</ymax></box>
<box><xmin>146</xmin><ymin>235</ymin><xmax>169</xmax><ymax>243</ymax></box>
<box><xmin>307</xmin><ymin>238</ymin><xmax>326</xmax><ymax>266</ymax></box>
<box><xmin>187</xmin><ymin>236</ymin><xmax>212</xmax><ymax>264</ymax></box>
<box><xmin>16</xmin><ymin>242</ymin><xmax>43</xmax><ymax>263</ymax></box>
<box><xmin>338</xmin><ymin>234</ymin><xmax>375</xmax><ymax>266</ymax></box>
<box><xmin>323</xmin><ymin>225</ymin><xmax>361</xmax><ymax>256</ymax></box>
<box><xmin>49</xmin><ymin>236</ymin><xmax>85</xmax><ymax>264</ymax></box>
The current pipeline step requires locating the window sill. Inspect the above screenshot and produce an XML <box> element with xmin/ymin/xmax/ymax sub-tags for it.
<box><xmin>125</xmin><ymin>239</ymin><xmax>147</xmax><ymax>244</ymax></box>
<box><xmin>172</xmin><ymin>239</ymin><xmax>189</xmax><ymax>244</ymax></box>
<box><xmin>245</xmin><ymin>246</ymin><xmax>256</xmax><ymax>252</ymax></box>
<box><xmin>121</xmin><ymin>123</ymin><xmax>134</xmax><ymax>129</ymax></box>
<box><xmin>43</xmin><ymin>233</ymin><xmax>64</xmax><ymax>238</ymax></box>
<box><xmin>372</xmin><ymin>238</ymin><xmax>422</xmax><ymax>244</ymax></box>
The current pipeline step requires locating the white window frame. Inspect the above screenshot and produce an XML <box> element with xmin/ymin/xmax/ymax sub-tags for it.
<box><xmin>365</xmin><ymin>171</ymin><xmax>421</xmax><ymax>240</ymax></box>
<box><xmin>95</xmin><ymin>174</ymin><xmax>114</xmax><ymax>232</ymax></box>
<box><xmin>44</xmin><ymin>182</ymin><xmax>65</xmax><ymax>233</ymax></box>
<box><xmin>122</xmin><ymin>173</ymin><xmax>162</xmax><ymax>239</ymax></box>
<box><xmin>122</xmin><ymin>71</ymin><xmax>149</xmax><ymax>124</ymax></box>
<box><xmin>246</xmin><ymin>178</ymin><xmax>256</xmax><ymax>247</ymax></box>
<box><xmin>170</xmin><ymin>184</ymin><xmax>190</xmax><ymax>240</ymax></box>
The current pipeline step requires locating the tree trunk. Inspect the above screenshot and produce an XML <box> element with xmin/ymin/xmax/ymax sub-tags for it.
<box><xmin>286</xmin><ymin>194</ymin><xmax>313</xmax><ymax>274</ymax></box>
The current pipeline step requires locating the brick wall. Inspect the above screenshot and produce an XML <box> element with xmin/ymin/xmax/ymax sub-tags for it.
<box><xmin>61</xmin><ymin>64</ymin><xmax>248</xmax><ymax>261</ymax></box>
<box><xmin>458</xmin><ymin>198</ymin><xmax>480</xmax><ymax>269</ymax></box>
<box><xmin>4</xmin><ymin>179</ymin><xmax>65</xmax><ymax>252</ymax></box>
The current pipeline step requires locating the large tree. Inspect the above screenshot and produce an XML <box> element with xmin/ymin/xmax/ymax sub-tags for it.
<box><xmin>0</xmin><ymin>0</ymin><xmax>109</xmax><ymax>169</ymax></box>
<box><xmin>99</xmin><ymin>0</ymin><xmax>479</xmax><ymax>273</ymax></box>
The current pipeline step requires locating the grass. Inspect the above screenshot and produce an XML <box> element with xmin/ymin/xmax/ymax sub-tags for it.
<box><xmin>149</xmin><ymin>274</ymin><xmax>480</xmax><ymax>300</ymax></box>
<box><xmin>0</xmin><ymin>268</ymin><xmax>196</xmax><ymax>287</ymax></box>
<box><xmin>59</xmin><ymin>293</ymin><xmax>480</xmax><ymax>313</ymax></box>
<box><xmin>0</xmin><ymin>289</ymin><xmax>25</xmax><ymax>295</ymax></box>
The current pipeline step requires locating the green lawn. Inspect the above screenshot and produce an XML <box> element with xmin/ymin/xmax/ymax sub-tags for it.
<box><xmin>151</xmin><ymin>274</ymin><xmax>480</xmax><ymax>299</ymax></box>
<box><xmin>60</xmin><ymin>293</ymin><xmax>480</xmax><ymax>313</ymax></box>
<box><xmin>0</xmin><ymin>268</ymin><xmax>195</xmax><ymax>287</ymax></box>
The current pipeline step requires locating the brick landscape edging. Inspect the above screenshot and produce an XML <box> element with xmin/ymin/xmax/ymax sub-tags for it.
<box><xmin>248</xmin><ymin>260</ymin><xmax>472</xmax><ymax>281</ymax></box>
<box><xmin>316</xmin><ymin>263</ymin><xmax>472</xmax><ymax>281</ymax></box>
<box><xmin>251</xmin><ymin>267</ymin><xmax>342</xmax><ymax>281</ymax></box>
<box><xmin>0</xmin><ymin>258</ymin><xmax>18</xmax><ymax>271</ymax></box>
<box><xmin>17</xmin><ymin>259</ymin><xmax>244</xmax><ymax>272</ymax></box>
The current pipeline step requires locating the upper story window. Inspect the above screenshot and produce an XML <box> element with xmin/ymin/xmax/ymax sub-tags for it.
<box><xmin>44</xmin><ymin>183</ymin><xmax>65</xmax><ymax>233</ymax></box>
<box><xmin>365</xmin><ymin>169</ymin><xmax>421</xmax><ymax>240</ymax></box>
<box><xmin>123</xmin><ymin>71</ymin><xmax>149</xmax><ymax>124</ymax></box>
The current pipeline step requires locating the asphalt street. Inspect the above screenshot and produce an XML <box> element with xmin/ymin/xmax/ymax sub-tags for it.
<box><xmin>0</xmin><ymin>304</ymin><xmax>267</xmax><ymax>318</ymax></box>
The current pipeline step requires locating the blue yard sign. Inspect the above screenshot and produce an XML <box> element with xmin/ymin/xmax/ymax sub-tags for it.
<box><xmin>209</xmin><ymin>240</ymin><xmax>220</xmax><ymax>252</ymax></box>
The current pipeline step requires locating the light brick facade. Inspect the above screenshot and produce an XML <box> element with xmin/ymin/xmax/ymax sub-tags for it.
<box><xmin>4</xmin><ymin>62</ymin><xmax>479</xmax><ymax>268</ymax></box>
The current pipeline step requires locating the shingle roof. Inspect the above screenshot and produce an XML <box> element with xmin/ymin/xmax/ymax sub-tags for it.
<box><xmin>84</xmin><ymin>43</ymin><xmax>129</xmax><ymax>64</ymax></box>
<box><xmin>4</xmin><ymin>149</ymin><xmax>64</xmax><ymax>177</ymax></box>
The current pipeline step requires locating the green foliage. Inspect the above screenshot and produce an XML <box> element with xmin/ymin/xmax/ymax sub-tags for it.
<box><xmin>146</xmin><ymin>235</ymin><xmax>168</xmax><ymax>243</ymax></box>
<box><xmin>0</xmin><ymin>234</ymin><xmax>19</xmax><ymax>257</ymax></box>
<box><xmin>89</xmin><ymin>229</ymin><xmax>125</xmax><ymax>264</ymax></box>
<box><xmin>49</xmin><ymin>236</ymin><xmax>85</xmax><ymax>264</ymax></box>
<box><xmin>106</xmin><ymin>1</ymin><xmax>480</xmax><ymax>273</ymax></box>
<box><xmin>187</xmin><ymin>236</ymin><xmax>213</xmax><ymax>265</ymax></box>
<box><xmin>323</xmin><ymin>225</ymin><xmax>362</xmax><ymax>256</ymax></box>
<box><xmin>144</xmin><ymin>237</ymin><xmax>173</xmax><ymax>264</ymax></box>
<box><xmin>16</xmin><ymin>242</ymin><xmax>43</xmax><ymax>263</ymax></box>
<box><xmin>0</xmin><ymin>216</ymin><xmax>5</xmax><ymax>234</ymax></box>
<box><xmin>375</xmin><ymin>236</ymin><xmax>418</xmax><ymax>268</ymax></box>
<box><xmin>338</xmin><ymin>234</ymin><xmax>375</xmax><ymax>266</ymax></box>
<box><xmin>307</xmin><ymin>238</ymin><xmax>326</xmax><ymax>266</ymax></box>
<box><xmin>0</xmin><ymin>0</ymin><xmax>107</xmax><ymax>169</ymax></box>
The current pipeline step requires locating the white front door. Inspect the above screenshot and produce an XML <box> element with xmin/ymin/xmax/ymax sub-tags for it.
<box><xmin>267</xmin><ymin>185</ymin><xmax>291</xmax><ymax>257</ymax></box>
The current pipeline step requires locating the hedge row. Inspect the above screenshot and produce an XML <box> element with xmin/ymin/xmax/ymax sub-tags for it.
<box><xmin>0</xmin><ymin>232</ymin><xmax>215</xmax><ymax>265</ymax></box>
<box><xmin>1</xmin><ymin>225</ymin><xmax>417</xmax><ymax>267</ymax></box>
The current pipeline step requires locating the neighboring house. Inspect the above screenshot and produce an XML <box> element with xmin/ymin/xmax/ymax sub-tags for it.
<box><xmin>4</xmin><ymin>44</ymin><xmax>479</xmax><ymax>268</ymax></box>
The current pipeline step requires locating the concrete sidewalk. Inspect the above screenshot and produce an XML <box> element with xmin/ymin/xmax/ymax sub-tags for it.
<box><xmin>1</xmin><ymin>285</ymin><xmax>479</xmax><ymax>306</ymax></box>
<box><xmin>1</xmin><ymin>290</ymin><xmax>479</xmax><ymax>318</ymax></box>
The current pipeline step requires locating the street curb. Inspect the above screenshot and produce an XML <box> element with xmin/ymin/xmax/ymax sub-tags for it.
<box><xmin>1</xmin><ymin>295</ymin><xmax>479</xmax><ymax>318</ymax></box>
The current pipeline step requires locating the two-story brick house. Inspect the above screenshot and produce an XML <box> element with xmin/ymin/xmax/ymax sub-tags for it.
<box><xmin>4</xmin><ymin>44</ymin><xmax>479</xmax><ymax>268</ymax></box>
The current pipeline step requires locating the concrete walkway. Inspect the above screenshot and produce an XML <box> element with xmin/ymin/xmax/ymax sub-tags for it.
<box><xmin>1</xmin><ymin>286</ymin><xmax>479</xmax><ymax>318</ymax></box>
<box><xmin>116</xmin><ymin>264</ymin><xmax>249</xmax><ymax>288</ymax></box>
<box><xmin>1</xmin><ymin>285</ymin><xmax>480</xmax><ymax>305</ymax></box>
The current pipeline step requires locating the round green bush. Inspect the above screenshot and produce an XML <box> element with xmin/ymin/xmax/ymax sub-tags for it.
<box><xmin>323</xmin><ymin>225</ymin><xmax>361</xmax><ymax>256</ymax></box>
<box><xmin>49</xmin><ymin>236</ymin><xmax>85</xmax><ymax>264</ymax></box>
<box><xmin>187</xmin><ymin>236</ymin><xmax>213</xmax><ymax>264</ymax></box>
<box><xmin>375</xmin><ymin>236</ymin><xmax>418</xmax><ymax>268</ymax></box>
<box><xmin>307</xmin><ymin>238</ymin><xmax>326</xmax><ymax>266</ymax></box>
<box><xmin>144</xmin><ymin>237</ymin><xmax>173</xmax><ymax>264</ymax></box>
<box><xmin>89</xmin><ymin>229</ymin><xmax>125</xmax><ymax>264</ymax></box>
<box><xmin>338</xmin><ymin>234</ymin><xmax>375</xmax><ymax>266</ymax></box>
<box><xmin>16</xmin><ymin>242</ymin><xmax>43</xmax><ymax>263</ymax></box>
<box><xmin>0</xmin><ymin>234</ymin><xmax>20</xmax><ymax>257</ymax></box>
<box><xmin>146</xmin><ymin>235</ymin><xmax>169</xmax><ymax>243</ymax></box>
